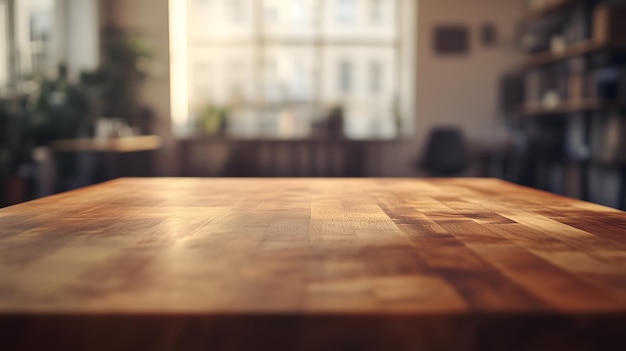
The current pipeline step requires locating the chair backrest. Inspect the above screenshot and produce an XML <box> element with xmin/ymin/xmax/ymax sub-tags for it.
<box><xmin>423</xmin><ymin>127</ymin><xmax>468</xmax><ymax>175</ymax></box>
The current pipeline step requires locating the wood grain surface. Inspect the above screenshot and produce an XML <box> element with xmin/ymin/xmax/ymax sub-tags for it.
<box><xmin>1</xmin><ymin>178</ymin><xmax>626</xmax><ymax>350</ymax></box>
<box><xmin>50</xmin><ymin>135</ymin><xmax>162</xmax><ymax>153</ymax></box>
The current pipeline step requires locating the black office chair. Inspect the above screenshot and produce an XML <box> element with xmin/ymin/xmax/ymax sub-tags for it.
<box><xmin>418</xmin><ymin>127</ymin><xmax>469</xmax><ymax>176</ymax></box>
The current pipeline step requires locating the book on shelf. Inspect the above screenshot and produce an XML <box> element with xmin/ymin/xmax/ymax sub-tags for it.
<box><xmin>593</xmin><ymin>5</ymin><xmax>626</xmax><ymax>45</ymax></box>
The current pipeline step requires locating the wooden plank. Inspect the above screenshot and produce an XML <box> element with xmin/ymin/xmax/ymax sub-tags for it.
<box><xmin>2</xmin><ymin>178</ymin><xmax>626</xmax><ymax>350</ymax></box>
<box><xmin>520</xmin><ymin>40</ymin><xmax>626</xmax><ymax>69</ymax></box>
<box><xmin>50</xmin><ymin>135</ymin><xmax>162</xmax><ymax>153</ymax></box>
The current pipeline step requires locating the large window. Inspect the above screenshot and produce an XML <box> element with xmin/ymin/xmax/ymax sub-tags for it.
<box><xmin>15</xmin><ymin>0</ymin><xmax>56</xmax><ymax>78</ymax></box>
<box><xmin>0</xmin><ymin>0</ymin><xmax>57</xmax><ymax>90</ymax></box>
<box><xmin>170</xmin><ymin>0</ymin><xmax>415</xmax><ymax>139</ymax></box>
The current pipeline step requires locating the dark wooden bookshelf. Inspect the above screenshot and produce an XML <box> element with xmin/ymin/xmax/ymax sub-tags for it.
<box><xmin>499</xmin><ymin>1</ymin><xmax>626</xmax><ymax>208</ymax></box>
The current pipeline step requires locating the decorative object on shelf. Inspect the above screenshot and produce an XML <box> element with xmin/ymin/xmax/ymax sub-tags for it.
<box><xmin>542</xmin><ymin>90</ymin><xmax>561</xmax><ymax>109</ymax></box>
<box><xmin>565</xmin><ymin>113</ymin><xmax>590</xmax><ymax>162</ymax></box>
<box><xmin>567</xmin><ymin>57</ymin><xmax>586</xmax><ymax>100</ymax></box>
<box><xmin>550</xmin><ymin>35</ymin><xmax>566</xmax><ymax>54</ymax></box>
<box><xmin>593</xmin><ymin>5</ymin><xmax>626</xmax><ymax>45</ymax></box>
<box><xmin>95</xmin><ymin>118</ymin><xmax>138</xmax><ymax>139</ymax></box>
<box><xmin>597</xmin><ymin>113</ymin><xmax>626</xmax><ymax>165</ymax></box>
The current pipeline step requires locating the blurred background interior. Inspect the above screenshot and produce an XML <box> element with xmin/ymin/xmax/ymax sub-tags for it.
<box><xmin>1</xmin><ymin>0</ymin><xmax>626</xmax><ymax>209</ymax></box>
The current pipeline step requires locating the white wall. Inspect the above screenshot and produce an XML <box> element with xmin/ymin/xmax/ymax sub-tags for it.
<box><xmin>106</xmin><ymin>0</ymin><xmax>177</xmax><ymax>176</ymax></box>
<box><xmin>373</xmin><ymin>0</ymin><xmax>524</xmax><ymax>176</ymax></box>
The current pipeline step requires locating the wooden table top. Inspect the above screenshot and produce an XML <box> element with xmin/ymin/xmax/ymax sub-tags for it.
<box><xmin>50</xmin><ymin>135</ymin><xmax>162</xmax><ymax>153</ymax></box>
<box><xmin>2</xmin><ymin>178</ymin><xmax>626</xmax><ymax>350</ymax></box>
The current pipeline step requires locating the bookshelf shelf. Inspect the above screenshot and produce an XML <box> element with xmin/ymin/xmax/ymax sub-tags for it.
<box><xmin>522</xmin><ymin>0</ymin><xmax>576</xmax><ymax>22</ymax></box>
<box><xmin>592</xmin><ymin>158</ymin><xmax>626</xmax><ymax>167</ymax></box>
<box><xmin>521</xmin><ymin>40</ymin><xmax>626</xmax><ymax>69</ymax></box>
<box><xmin>515</xmin><ymin>99</ymin><xmax>626</xmax><ymax>117</ymax></box>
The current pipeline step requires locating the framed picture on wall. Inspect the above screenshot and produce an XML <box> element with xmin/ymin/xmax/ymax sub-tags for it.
<box><xmin>433</xmin><ymin>25</ymin><xmax>469</xmax><ymax>55</ymax></box>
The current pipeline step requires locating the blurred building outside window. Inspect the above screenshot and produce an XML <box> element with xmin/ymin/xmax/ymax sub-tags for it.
<box><xmin>339</xmin><ymin>60</ymin><xmax>352</xmax><ymax>93</ymax></box>
<box><xmin>370</xmin><ymin>0</ymin><xmax>382</xmax><ymax>23</ymax></box>
<box><xmin>335</xmin><ymin>0</ymin><xmax>356</xmax><ymax>25</ymax></box>
<box><xmin>171</xmin><ymin>0</ymin><xmax>415</xmax><ymax>140</ymax></box>
<box><xmin>370</xmin><ymin>61</ymin><xmax>382</xmax><ymax>93</ymax></box>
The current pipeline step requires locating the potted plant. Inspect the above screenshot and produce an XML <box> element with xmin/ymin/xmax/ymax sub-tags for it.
<box><xmin>29</xmin><ymin>65</ymin><xmax>94</xmax><ymax>144</ymax></box>
<box><xmin>0</xmin><ymin>97</ymin><xmax>14</xmax><ymax>205</ymax></box>
<box><xmin>81</xmin><ymin>28</ymin><xmax>154</xmax><ymax>132</ymax></box>
<box><xmin>0</xmin><ymin>93</ymin><xmax>35</xmax><ymax>206</ymax></box>
<box><xmin>196</xmin><ymin>104</ymin><xmax>229</xmax><ymax>136</ymax></box>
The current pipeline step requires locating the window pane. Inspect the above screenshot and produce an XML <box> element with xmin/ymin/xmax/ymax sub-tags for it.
<box><xmin>187</xmin><ymin>45</ymin><xmax>255</xmax><ymax>120</ymax></box>
<box><xmin>370</xmin><ymin>0</ymin><xmax>382</xmax><ymax>23</ymax></box>
<box><xmin>370</xmin><ymin>61</ymin><xmax>382</xmax><ymax>93</ymax></box>
<box><xmin>334</xmin><ymin>0</ymin><xmax>356</xmax><ymax>25</ymax></box>
<box><xmin>189</xmin><ymin>61</ymin><xmax>213</xmax><ymax>108</ymax></box>
<box><xmin>338</xmin><ymin>60</ymin><xmax>352</xmax><ymax>93</ymax></box>
<box><xmin>13</xmin><ymin>0</ymin><xmax>55</xmax><ymax>77</ymax></box>
<box><xmin>263</xmin><ymin>0</ymin><xmax>317</xmax><ymax>39</ymax></box>
<box><xmin>263</xmin><ymin>45</ymin><xmax>315</xmax><ymax>103</ymax></box>
<box><xmin>323</xmin><ymin>0</ymin><xmax>396</xmax><ymax>40</ymax></box>
<box><xmin>29</xmin><ymin>0</ymin><xmax>54</xmax><ymax>75</ymax></box>
<box><xmin>229</xmin><ymin>0</ymin><xmax>246</xmax><ymax>22</ymax></box>
<box><xmin>323</xmin><ymin>45</ymin><xmax>396</xmax><ymax>139</ymax></box>
<box><xmin>188</xmin><ymin>0</ymin><xmax>255</xmax><ymax>41</ymax></box>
